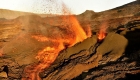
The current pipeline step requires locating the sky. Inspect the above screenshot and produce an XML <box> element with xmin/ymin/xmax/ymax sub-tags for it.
<box><xmin>0</xmin><ymin>0</ymin><xmax>136</xmax><ymax>14</ymax></box>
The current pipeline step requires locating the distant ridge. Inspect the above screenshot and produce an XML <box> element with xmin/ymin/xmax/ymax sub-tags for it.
<box><xmin>0</xmin><ymin>9</ymin><xmax>56</xmax><ymax>19</ymax></box>
<box><xmin>77</xmin><ymin>0</ymin><xmax>140</xmax><ymax>21</ymax></box>
<box><xmin>0</xmin><ymin>9</ymin><xmax>36</xmax><ymax>19</ymax></box>
<box><xmin>111</xmin><ymin>0</ymin><xmax>140</xmax><ymax>10</ymax></box>
<box><xmin>1</xmin><ymin>0</ymin><xmax>139</xmax><ymax>20</ymax></box>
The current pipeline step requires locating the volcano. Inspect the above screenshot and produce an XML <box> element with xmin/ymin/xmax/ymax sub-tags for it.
<box><xmin>1</xmin><ymin>0</ymin><xmax>140</xmax><ymax>80</ymax></box>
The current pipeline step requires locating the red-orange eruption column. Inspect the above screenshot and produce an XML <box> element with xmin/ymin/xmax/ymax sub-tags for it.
<box><xmin>22</xmin><ymin>1</ymin><xmax>91</xmax><ymax>80</ymax></box>
<box><xmin>97</xmin><ymin>22</ymin><xmax>108</xmax><ymax>42</ymax></box>
<box><xmin>97</xmin><ymin>29</ymin><xmax>107</xmax><ymax>42</ymax></box>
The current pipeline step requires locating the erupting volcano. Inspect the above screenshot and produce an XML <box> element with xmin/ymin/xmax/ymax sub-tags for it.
<box><xmin>1</xmin><ymin>0</ymin><xmax>140</xmax><ymax>80</ymax></box>
<box><xmin>21</xmin><ymin>1</ymin><xmax>91</xmax><ymax>80</ymax></box>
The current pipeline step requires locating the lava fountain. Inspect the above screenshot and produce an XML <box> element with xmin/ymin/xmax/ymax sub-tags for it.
<box><xmin>97</xmin><ymin>29</ymin><xmax>107</xmax><ymax>42</ymax></box>
<box><xmin>97</xmin><ymin>21</ymin><xmax>108</xmax><ymax>42</ymax></box>
<box><xmin>22</xmin><ymin>1</ymin><xmax>91</xmax><ymax>80</ymax></box>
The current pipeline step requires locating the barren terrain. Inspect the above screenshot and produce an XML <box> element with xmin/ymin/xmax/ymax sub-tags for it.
<box><xmin>0</xmin><ymin>0</ymin><xmax>140</xmax><ymax>80</ymax></box>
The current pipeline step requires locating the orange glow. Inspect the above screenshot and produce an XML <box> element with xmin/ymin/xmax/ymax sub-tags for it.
<box><xmin>97</xmin><ymin>30</ymin><xmax>106</xmax><ymax>41</ymax></box>
<box><xmin>0</xmin><ymin>53</ymin><xmax>2</xmax><ymax>57</ymax></box>
<box><xmin>22</xmin><ymin>1</ymin><xmax>91</xmax><ymax>80</ymax></box>
<box><xmin>97</xmin><ymin>22</ymin><xmax>108</xmax><ymax>41</ymax></box>
<box><xmin>0</xmin><ymin>49</ymin><xmax>3</xmax><ymax>57</ymax></box>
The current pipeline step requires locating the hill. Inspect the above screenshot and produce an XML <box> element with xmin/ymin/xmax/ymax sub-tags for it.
<box><xmin>78</xmin><ymin>0</ymin><xmax>140</xmax><ymax>21</ymax></box>
<box><xmin>0</xmin><ymin>9</ymin><xmax>36</xmax><ymax>19</ymax></box>
<box><xmin>0</xmin><ymin>9</ymin><xmax>56</xmax><ymax>19</ymax></box>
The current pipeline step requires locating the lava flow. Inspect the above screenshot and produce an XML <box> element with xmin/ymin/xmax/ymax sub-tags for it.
<box><xmin>22</xmin><ymin>1</ymin><xmax>91</xmax><ymax>80</ymax></box>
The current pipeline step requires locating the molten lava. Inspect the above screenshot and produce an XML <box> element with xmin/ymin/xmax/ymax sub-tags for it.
<box><xmin>22</xmin><ymin>16</ymin><xmax>90</xmax><ymax>80</ymax></box>
<box><xmin>97</xmin><ymin>30</ymin><xmax>107</xmax><ymax>42</ymax></box>
<box><xmin>22</xmin><ymin>1</ymin><xmax>91</xmax><ymax>80</ymax></box>
<box><xmin>97</xmin><ymin>21</ymin><xmax>108</xmax><ymax>42</ymax></box>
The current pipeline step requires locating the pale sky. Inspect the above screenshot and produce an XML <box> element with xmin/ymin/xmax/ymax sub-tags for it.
<box><xmin>0</xmin><ymin>0</ymin><xmax>136</xmax><ymax>14</ymax></box>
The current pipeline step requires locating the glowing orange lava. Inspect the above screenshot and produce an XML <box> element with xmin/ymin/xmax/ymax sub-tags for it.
<box><xmin>97</xmin><ymin>21</ymin><xmax>108</xmax><ymax>42</ymax></box>
<box><xmin>22</xmin><ymin>1</ymin><xmax>91</xmax><ymax>80</ymax></box>
<box><xmin>97</xmin><ymin>30</ymin><xmax>106</xmax><ymax>41</ymax></box>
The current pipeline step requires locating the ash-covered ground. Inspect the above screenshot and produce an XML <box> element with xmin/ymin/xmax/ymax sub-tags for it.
<box><xmin>0</xmin><ymin>0</ymin><xmax>140</xmax><ymax>80</ymax></box>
